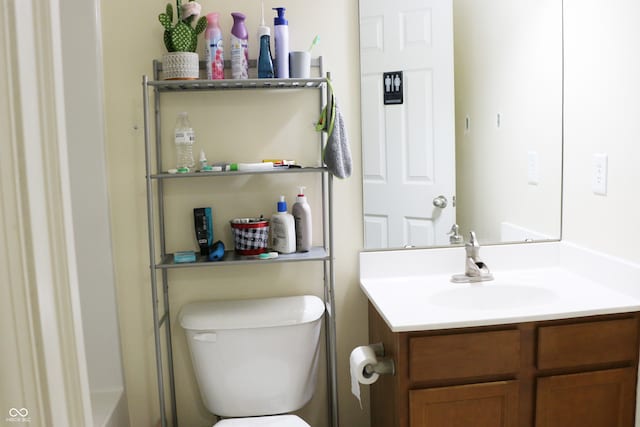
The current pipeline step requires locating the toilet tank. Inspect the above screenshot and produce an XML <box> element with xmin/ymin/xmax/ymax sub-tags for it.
<box><xmin>179</xmin><ymin>295</ymin><xmax>325</xmax><ymax>417</ymax></box>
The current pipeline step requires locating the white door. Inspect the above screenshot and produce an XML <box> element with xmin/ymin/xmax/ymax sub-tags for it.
<box><xmin>360</xmin><ymin>0</ymin><xmax>456</xmax><ymax>248</ymax></box>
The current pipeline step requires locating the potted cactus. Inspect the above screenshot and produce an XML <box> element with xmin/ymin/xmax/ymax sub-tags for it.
<box><xmin>159</xmin><ymin>0</ymin><xmax>207</xmax><ymax>79</ymax></box>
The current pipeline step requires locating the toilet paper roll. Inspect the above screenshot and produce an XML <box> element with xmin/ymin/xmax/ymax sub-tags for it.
<box><xmin>350</xmin><ymin>345</ymin><xmax>380</xmax><ymax>409</ymax></box>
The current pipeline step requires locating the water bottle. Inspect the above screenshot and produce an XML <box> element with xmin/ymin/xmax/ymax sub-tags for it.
<box><xmin>174</xmin><ymin>112</ymin><xmax>195</xmax><ymax>172</ymax></box>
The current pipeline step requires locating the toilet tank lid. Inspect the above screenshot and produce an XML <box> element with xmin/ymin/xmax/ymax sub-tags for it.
<box><xmin>179</xmin><ymin>295</ymin><xmax>325</xmax><ymax>331</ymax></box>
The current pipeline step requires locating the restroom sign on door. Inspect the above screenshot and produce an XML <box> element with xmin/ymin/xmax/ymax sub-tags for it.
<box><xmin>383</xmin><ymin>71</ymin><xmax>403</xmax><ymax>105</ymax></box>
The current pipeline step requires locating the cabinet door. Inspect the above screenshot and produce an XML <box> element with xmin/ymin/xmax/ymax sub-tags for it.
<box><xmin>536</xmin><ymin>368</ymin><xmax>636</xmax><ymax>427</ymax></box>
<box><xmin>409</xmin><ymin>381</ymin><xmax>519</xmax><ymax>427</ymax></box>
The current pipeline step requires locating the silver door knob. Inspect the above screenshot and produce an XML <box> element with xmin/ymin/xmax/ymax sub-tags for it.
<box><xmin>433</xmin><ymin>195</ymin><xmax>448</xmax><ymax>209</ymax></box>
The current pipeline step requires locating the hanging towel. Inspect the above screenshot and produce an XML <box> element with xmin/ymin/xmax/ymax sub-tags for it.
<box><xmin>317</xmin><ymin>79</ymin><xmax>352</xmax><ymax>179</ymax></box>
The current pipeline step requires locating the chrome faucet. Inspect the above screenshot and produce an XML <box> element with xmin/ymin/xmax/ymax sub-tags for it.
<box><xmin>448</xmin><ymin>224</ymin><xmax>464</xmax><ymax>244</ymax></box>
<box><xmin>451</xmin><ymin>231</ymin><xmax>494</xmax><ymax>283</ymax></box>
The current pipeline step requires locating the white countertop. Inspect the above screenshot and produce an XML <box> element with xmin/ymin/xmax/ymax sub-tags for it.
<box><xmin>360</xmin><ymin>241</ymin><xmax>640</xmax><ymax>332</ymax></box>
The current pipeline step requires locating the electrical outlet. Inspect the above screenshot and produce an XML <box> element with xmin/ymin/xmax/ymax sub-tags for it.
<box><xmin>527</xmin><ymin>151</ymin><xmax>539</xmax><ymax>185</ymax></box>
<box><xmin>592</xmin><ymin>153</ymin><xmax>608</xmax><ymax>195</ymax></box>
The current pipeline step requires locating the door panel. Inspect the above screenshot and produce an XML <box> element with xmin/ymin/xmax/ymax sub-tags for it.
<box><xmin>410</xmin><ymin>381</ymin><xmax>519</xmax><ymax>427</ymax></box>
<box><xmin>536</xmin><ymin>368</ymin><xmax>636</xmax><ymax>427</ymax></box>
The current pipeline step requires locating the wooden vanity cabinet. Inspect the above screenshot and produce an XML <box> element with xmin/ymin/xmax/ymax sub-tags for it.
<box><xmin>368</xmin><ymin>304</ymin><xmax>640</xmax><ymax>427</ymax></box>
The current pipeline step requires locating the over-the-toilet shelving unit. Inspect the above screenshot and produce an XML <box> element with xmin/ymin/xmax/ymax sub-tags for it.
<box><xmin>141</xmin><ymin>57</ymin><xmax>338</xmax><ymax>427</ymax></box>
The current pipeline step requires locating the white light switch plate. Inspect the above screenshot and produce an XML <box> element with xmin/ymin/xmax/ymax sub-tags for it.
<box><xmin>592</xmin><ymin>153</ymin><xmax>608</xmax><ymax>195</ymax></box>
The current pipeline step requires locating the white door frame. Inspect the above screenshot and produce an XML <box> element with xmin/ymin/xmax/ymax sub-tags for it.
<box><xmin>0</xmin><ymin>1</ymin><xmax>92</xmax><ymax>426</ymax></box>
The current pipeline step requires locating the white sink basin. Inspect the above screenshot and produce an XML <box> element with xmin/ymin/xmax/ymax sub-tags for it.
<box><xmin>359</xmin><ymin>241</ymin><xmax>640</xmax><ymax>332</ymax></box>
<box><xmin>430</xmin><ymin>284</ymin><xmax>557</xmax><ymax>311</ymax></box>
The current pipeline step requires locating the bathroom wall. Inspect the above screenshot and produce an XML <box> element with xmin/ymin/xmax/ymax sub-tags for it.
<box><xmin>562</xmin><ymin>0</ymin><xmax>640</xmax><ymax>262</ymax></box>
<box><xmin>100</xmin><ymin>1</ymin><xmax>366</xmax><ymax>427</ymax></box>
<box><xmin>101</xmin><ymin>0</ymin><xmax>640</xmax><ymax>426</ymax></box>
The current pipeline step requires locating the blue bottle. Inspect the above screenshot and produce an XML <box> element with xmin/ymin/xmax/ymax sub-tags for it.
<box><xmin>257</xmin><ymin>1</ymin><xmax>274</xmax><ymax>78</ymax></box>
<box><xmin>257</xmin><ymin>25</ymin><xmax>274</xmax><ymax>78</ymax></box>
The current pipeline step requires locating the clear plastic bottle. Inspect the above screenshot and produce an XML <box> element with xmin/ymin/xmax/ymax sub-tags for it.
<box><xmin>174</xmin><ymin>112</ymin><xmax>195</xmax><ymax>172</ymax></box>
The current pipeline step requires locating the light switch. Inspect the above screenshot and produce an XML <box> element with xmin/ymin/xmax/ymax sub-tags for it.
<box><xmin>592</xmin><ymin>153</ymin><xmax>608</xmax><ymax>195</ymax></box>
<box><xmin>527</xmin><ymin>151</ymin><xmax>539</xmax><ymax>185</ymax></box>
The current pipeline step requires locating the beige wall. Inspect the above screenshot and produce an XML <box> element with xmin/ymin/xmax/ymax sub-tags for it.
<box><xmin>563</xmin><ymin>0</ymin><xmax>640</xmax><ymax>263</ymax></box>
<box><xmin>101</xmin><ymin>0</ymin><xmax>367</xmax><ymax>426</ymax></box>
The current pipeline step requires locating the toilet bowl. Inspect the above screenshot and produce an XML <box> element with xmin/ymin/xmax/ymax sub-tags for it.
<box><xmin>179</xmin><ymin>295</ymin><xmax>324</xmax><ymax>426</ymax></box>
<box><xmin>215</xmin><ymin>414</ymin><xmax>310</xmax><ymax>426</ymax></box>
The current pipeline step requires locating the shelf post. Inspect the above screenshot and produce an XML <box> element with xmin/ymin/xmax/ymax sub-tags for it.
<box><xmin>143</xmin><ymin>75</ymin><xmax>169</xmax><ymax>427</ymax></box>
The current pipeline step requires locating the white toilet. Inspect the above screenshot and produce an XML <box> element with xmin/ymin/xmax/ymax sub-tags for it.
<box><xmin>179</xmin><ymin>295</ymin><xmax>325</xmax><ymax>427</ymax></box>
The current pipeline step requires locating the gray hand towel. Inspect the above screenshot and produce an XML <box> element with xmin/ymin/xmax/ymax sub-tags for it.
<box><xmin>317</xmin><ymin>79</ymin><xmax>352</xmax><ymax>179</ymax></box>
<box><xmin>324</xmin><ymin>99</ymin><xmax>352</xmax><ymax>179</ymax></box>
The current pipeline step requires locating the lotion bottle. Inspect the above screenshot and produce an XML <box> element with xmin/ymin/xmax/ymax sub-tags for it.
<box><xmin>270</xmin><ymin>195</ymin><xmax>295</xmax><ymax>253</ymax></box>
<box><xmin>292</xmin><ymin>186</ymin><xmax>312</xmax><ymax>252</ymax></box>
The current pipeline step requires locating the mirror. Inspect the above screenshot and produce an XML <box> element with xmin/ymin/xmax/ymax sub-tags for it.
<box><xmin>359</xmin><ymin>0</ymin><xmax>563</xmax><ymax>250</ymax></box>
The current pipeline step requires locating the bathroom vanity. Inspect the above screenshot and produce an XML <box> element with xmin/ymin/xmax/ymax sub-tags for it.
<box><xmin>360</xmin><ymin>242</ymin><xmax>640</xmax><ymax>427</ymax></box>
<box><xmin>369</xmin><ymin>306</ymin><xmax>639</xmax><ymax>427</ymax></box>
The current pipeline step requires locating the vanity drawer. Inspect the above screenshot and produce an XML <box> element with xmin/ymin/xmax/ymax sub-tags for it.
<box><xmin>537</xmin><ymin>317</ymin><xmax>639</xmax><ymax>370</ymax></box>
<box><xmin>409</xmin><ymin>330</ymin><xmax>520</xmax><ymax>382</ymax></box>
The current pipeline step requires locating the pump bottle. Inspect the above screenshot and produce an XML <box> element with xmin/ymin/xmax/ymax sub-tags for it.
<box><xmin>270</xmin><ymin>196</ymin><xmax>295</xmax><ymax>253</ymax></box>
<box><xmin>272</xmin><ymin>7</ymin><xmax>289</xmax><ymax>78</ymax></box>
<box><xmin>292</xmin><ymin>186</ymin><xmax>312</xmax><ymax>252</ymax></box>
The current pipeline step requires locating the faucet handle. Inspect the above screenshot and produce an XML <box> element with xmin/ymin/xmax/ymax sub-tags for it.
<box><xmin>465</xmin><ymin>231</ymin><xmax>481</xmax><ymax>258</ymax></box>
<box><xmin>468</xmin><ymin>231</ymin><xmax>479</xmax><ymax>247</ymax></box>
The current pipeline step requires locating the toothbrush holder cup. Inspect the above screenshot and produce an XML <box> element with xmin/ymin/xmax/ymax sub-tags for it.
<box><xmin>289</xmin><ymin>51</ymin><xmax>311</xmax><ymax>79</ymax></box>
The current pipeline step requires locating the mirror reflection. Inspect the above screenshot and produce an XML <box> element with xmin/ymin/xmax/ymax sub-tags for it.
<box><xmin>359</xmin><ymin>0</ymin><xmax>563</xmax><ymax>250</ymax></box>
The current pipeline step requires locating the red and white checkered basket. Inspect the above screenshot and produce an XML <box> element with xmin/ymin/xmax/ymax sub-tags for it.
<box><xmin>229</xmin><ymin>218</ymin><xmax>270</xmax><ymax>255</ymax></box>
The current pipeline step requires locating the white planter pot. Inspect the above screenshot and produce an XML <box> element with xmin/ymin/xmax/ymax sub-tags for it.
<box><xmin>162</xmin><ymin>52</ymin><xmax>199</xmax><ymax>80</ymax></box>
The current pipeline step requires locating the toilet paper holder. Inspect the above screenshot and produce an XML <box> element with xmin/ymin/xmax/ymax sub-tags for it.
<box><xmin>363</xmin><ymin>342</ymin><xmax>396</xmax><ymax>377</ymax></box>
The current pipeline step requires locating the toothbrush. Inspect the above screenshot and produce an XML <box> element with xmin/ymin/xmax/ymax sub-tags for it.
<box><xmin>308</xmin><ymin>35</ymin><xmax>320</xmax><ymax>53</ymax></box>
